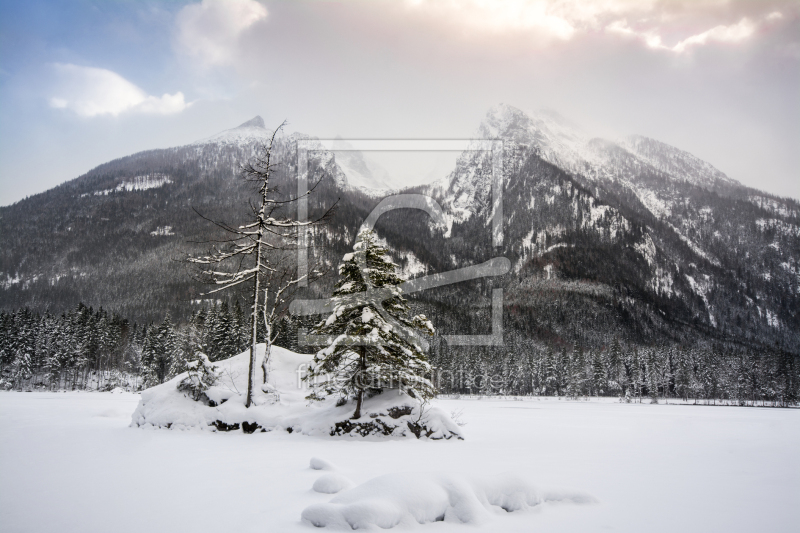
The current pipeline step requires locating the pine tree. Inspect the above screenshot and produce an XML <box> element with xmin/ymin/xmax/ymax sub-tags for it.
<box><xmin>606</xmin><ymin>337</ymin><xmax>622</xmax><ymax>397</ymax></box>
<box><xmin>156</xmin><ymin>315</ymin><xmax>178</xmax><ymax>382</ymax></box>
<box><xmin>233</xmin><ymin>301</ymin><xmax>248</xmax><ymax>354</ymax></box>
<box><xmin>544</xmin><ymin>345</ymin><xmax>557</xmax><ymax>396</ymax></box>
<box><xmin>177</xmin><ymin>353</ymin><xmax>220</xmax><ymax>403</ymax></box>
<box><xmin>304</xmin><ymin>230</ymin><xmax>435</xmax><ymax>419</ymax></box>
<box><xmin>591</xmin><ymin>349</ymin><xmax>605</xmax><ymax>397</ymax></box>
<box><xmin>567</xmin><ymin>339</ymin><xmax>584</xmax><ymax>398</ymax></box>
<box><xmin>140</xmin><ymin>326</ymin><xmax>160</xmax><ymax>388</ymax></box>
<box><xmin>211</xmin><ymin>301</ymin><xmax>237</xmax><ymax>362</ymax></box>
<box><xmin>647</xmin><ymin>348</ymin><xmax>660</xmax><ymax>404</ymax></box>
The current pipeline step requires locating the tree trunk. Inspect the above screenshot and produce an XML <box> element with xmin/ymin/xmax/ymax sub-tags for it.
<box><xmin>261</xmin><ymin>317</ymin><xmax>273</xmax><ymax>385</ymax></box>
<box><xmin>352</xmin><ymin>348</ymin><xmax>366</xmax><ymax>419</ymax></box>
<box><xmin>245</xmin><ymin>220</ymin><xmax>264</xmax><ymax>408</ymax></box>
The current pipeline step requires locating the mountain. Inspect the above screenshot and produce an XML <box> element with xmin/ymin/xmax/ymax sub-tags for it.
<box><xmin>1</xmin><ymin>108</ymin><xmax>798</xmax><ymax>363</ymax></box>
<box><xmin>329</xmin><ymin>138</ymin><xmax>397</xmax><ymax>195</ymax></box>
<box><xmin>188</xmin><ymin>117</ymin><xmax>395</xmax><ymax>194</ymax></box>
<box><xmin>424</xmin><ymin>103</ymin><xmax>799</xmax><ymax>349</ymax></box>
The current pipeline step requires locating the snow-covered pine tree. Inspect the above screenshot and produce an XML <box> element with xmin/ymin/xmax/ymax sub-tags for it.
<box><xmin>591</xmin><ymin>349</ymin><xmax>605</xmax><ymax>397</ymax></box>
<box><xmin>606</xmin><ymin>337</ymin><xmax>622</xmax><ymax>397</ymax></box>
<box><xmin>211</xmin><ymin>301</ymin><xmax>237</xmax><ymax>362</ymax></box>
<box><xmin>140</xmin><ymin>326</ymin><xmax>160</xmax><ymax>388</ymax></box>
<box><xmin>177</xmin><ymin>352</ymin><xmax>220</xmax><ymax>404</ymax></box>
<box><xmin>544</xmin><ymin>345</ymin><xmax>557</xmax><ymax>395</ymax></box>
<box><xmin>304</xmin><ymin>229</ymin><xmax>435</xmax><ymax>419</ymax></box>
<box><xmin>647</xmin><ymin>348</ymin><xmax>660</xmax><ymax>404</ymax></box>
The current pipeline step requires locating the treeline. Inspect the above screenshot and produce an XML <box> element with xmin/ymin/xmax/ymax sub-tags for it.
<box><xmin>0</xmin><ymin>303</ymin><xmax>256</xmax><ymax>392</ymax></box>
<box><xmin>431</xmin><ymin>338</ymin><xmax>799</xmax><ymax>407</ymax></box>
<box><xmin>1</xmin><ymin>303</ymin><xmax>797</xmax><ymax>407</ymax></box>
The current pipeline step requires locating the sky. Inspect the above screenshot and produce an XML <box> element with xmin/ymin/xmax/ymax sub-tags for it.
<box><xmin>0</xmin><ymin>0</ymin><xmax>798</xmax><ymax>205</ymax></box>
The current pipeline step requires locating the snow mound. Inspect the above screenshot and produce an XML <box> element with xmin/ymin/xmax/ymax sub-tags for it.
<box><xmin>313</xmin><ymin>474</ymin><xmax>354</xmax><ymax>494</ymax></box>
<box><xmin>310</xmin><ymin>457</ymin><xmax>336</xmax><ymax>471</ymax></box>
<box><xmin>301</xmin><ymin>472</ymin><xmax>594</xmax><ymax>528</ymax></box>
<box><xmin>130</xmin><ymin>344</ymin><xmax>462</xmax><ymax>440</ymax></box>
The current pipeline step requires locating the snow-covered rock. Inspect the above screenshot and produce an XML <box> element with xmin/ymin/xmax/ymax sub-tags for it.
<box><xmin>301</xmin><ymin>472</ymin><xmax>594</xmax><ymax>528</ymax></box>
<box><xmin>310</xmin><ymin>457</ymin><xmax>337</xmax><ymax>471</ymax></box>
<box><xmin>130</xmin><ymin>344</ymin><xmax>463</xmax><ymax>439</ymax></box>
<box><xmin>312</xmin><ymin>474</ymin><xmax>354</xmax><ymax>494</ymax></box>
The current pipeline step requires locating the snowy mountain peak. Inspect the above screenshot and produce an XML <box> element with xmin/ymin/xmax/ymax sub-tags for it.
<box><xmin>235</xmin><ymin>116</ymin><xmax>266</xmax><ymax>129</ymax></box>
<box><xmin>471</xmin><ymin>104</ymin><xmax>739</xmax><ymax>192</ymax></box>
<box><xmin>330</xmin><ymin>138</ymin><xmax>397</xmax><ymax>195</ymax></box>
<box><xmin>192</xmin><ymin>116</ymin><xmax>271</xmax><ymax>147</ymax></box>
<box><xmin>619</xmin><ymin>135</ymin><xmax>738</xmax><ymax>188</ymax></box>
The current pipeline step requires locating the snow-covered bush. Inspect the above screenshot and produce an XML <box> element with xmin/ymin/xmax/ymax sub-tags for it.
<box><xmin>176</xmin><ymin>353</ymin><xmax>220</xmax><ymax>405</ymax></box>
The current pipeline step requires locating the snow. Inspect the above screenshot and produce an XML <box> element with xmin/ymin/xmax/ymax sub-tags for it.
<box><xmin>756</xmin><ymin>218</ymin><xmax>800</xmax><ymax>238</ymax></box>
<box><xmin>310</xmin><ymin>456</ymin><xmax>337</xmax><ymax>471</ymax></box>
<box><xmin>192</xmin><ymin>124</ymin><xmax>271</xmax><ymax>148</ymax></box>
<box><xmin>302</xmin><ymin>472</ymin><xmax>593</xmax><ymax>528</ymax></box>
<box><xmin>312</xmin><ymin>473</ymin><xmax>353</xmax><ymax>494</ymax></box>
<box><xmin>684</xmin><ymin>273</ymin><xmax>717</xmax><ymax>327</ymax></box>
<box><xmin>749</xmin><ymin>195</ymin><xmax>799</xmax><ymax>218</ymax></box>
<box><xmin>620</xmin><ymin>135</ymin><xmax>737</xmax><ymax>188</ymax></box>
<box><xmin>632</xmin><ymin>186</ymin><xmax>672</xmax><ymax>219</ymax></box>
<box><xmin>91</xmin><ymin>174</ymin><xmax>173</xmax><ymax>196</ymax></box>
<box><xmin>330</xmin><ymin>139</ymin><xmax>397</xmax><ymax>194</ymax></box>
<box><xmin>130</xmin><ymin>345</ymin><xmax>462</xmax><ymax>439</ymax></box>
<box><xmin>150</xmin><ymin>226</ymin><xmax>174</xmax><ymax>236</ymax></box>
<box><xmin>667</xmin><ymin>221</ymin><xmax>721</xmax><ymax>267</ymax></box>
<box><xmin>634</xmin><ymin>231</ymin><xmax>657</xmax><ymax>266</ymax></box>
<box><xmin>397</xmin><ymin>250</ymin><xmax>427</xmax><ymax>279</ymax></box>
<box><xmin>2</xmin><ymin>392</ymin><xmax>798</xmax><ymax>533</ymax></box>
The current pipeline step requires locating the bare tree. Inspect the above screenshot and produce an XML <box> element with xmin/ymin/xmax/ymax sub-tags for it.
<box><xmin>188</xmin><ymin>122</ymin><xmax>333</xmax><ymax>407</ymax></box>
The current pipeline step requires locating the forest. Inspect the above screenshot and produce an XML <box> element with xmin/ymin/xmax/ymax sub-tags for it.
<box><xmin>1</xmin><ymin>302</ymin><xmax>796</xmax><ymax>407</ymax></box>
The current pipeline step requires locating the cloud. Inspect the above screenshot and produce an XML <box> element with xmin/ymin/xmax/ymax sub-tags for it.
<box><xmin>406</xmin><ymin>0</ymin><xmax>789</xmax><ymax>52</ymax></box>
<box><xmin>49</xmin><ymin>64</ymin><xmax>188</xmax><ymax>117</ymax></box>
<box><xmin>175</xmin><ymin>0</ymin><xmax>268</xmax><ymax>68</ymax></box>
<box><xmin>671</xmin><ymin>18</ymin><xmax>757</xmax><ymax>53</ymax></box>
<box><xmin>406</xmin><ymin>0</ymin><xmax>578</xmax><ymax>39</ymax></box>
<box><xmin>405</xmin><ymin>0</ymin><xmax>653</xmax><ymax>40</ymax></box>
<box><xmin>607</xmin><ymin>14</ymin><xmax>776</xmax><ymax>54</ymax></box>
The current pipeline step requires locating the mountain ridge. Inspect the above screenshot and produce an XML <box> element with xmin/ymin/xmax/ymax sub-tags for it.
<box><xmin>0</xmin><ymin>106</ymin><xmax>798</xmax><ymax>360</ymax></box>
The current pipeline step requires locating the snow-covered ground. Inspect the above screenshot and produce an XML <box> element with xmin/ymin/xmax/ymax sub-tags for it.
<box><xmin>1</xmin><ymin>392</ymin><xmax>798</xmax><ymax>532</ymax></box>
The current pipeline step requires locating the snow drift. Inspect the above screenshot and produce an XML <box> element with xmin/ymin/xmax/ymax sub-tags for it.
<box><xmin>302</xmin><ymin>472</ymin><xmax>595</xmax><ymax>528</ymax></box>
<box><xmin>130</xmin><ymin>344</ymin><xmax>462</xmax><ymax>439</ymax></box>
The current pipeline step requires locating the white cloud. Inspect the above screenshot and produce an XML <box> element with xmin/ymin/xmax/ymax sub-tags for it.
<box><xmin>607</xmin><ymin>16</ymin><xmax>761</xmax><ymax>54</ymax></box>
<box><xmin>405</xmin><ymin>0</ymin><xmax>653</xmax><ymax>40</ymax></box>
<box><xmin>175</xmin><ymin>0</ymin><xmax>268</xmax><ymax>68</ymax></box>
<box><xmin>672</xmin><ymin>18</ymin><xmax>757</xmax><ymax>53</ymax></box>
<box><xmin>408</xmin><ymin>0</ymin><xmax>783</xmax><ymax>53</ymax></box>
<box><xmin>49</xmin><ymin>63</ymin><xmax>188</xmax><ymax>117</ymax></box>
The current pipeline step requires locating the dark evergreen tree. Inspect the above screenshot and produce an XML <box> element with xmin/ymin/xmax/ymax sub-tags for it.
<box><xmin>304</xmin><ymin>230</ymin><xmax>435</xmax><ymax>418</ymax></box>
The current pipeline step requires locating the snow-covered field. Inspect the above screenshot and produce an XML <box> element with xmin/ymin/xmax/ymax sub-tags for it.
<box><xmin>1</xmin><ymin>392</ymin><xmax>798</xmax><ymax>532</ymax></box>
